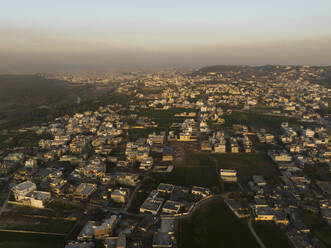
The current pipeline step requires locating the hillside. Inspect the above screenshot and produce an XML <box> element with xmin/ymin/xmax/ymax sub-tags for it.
<box><xmin>0</xmin><ymin>74</ymin><xmax>97</xmax><ymax>127</ymax></box>
<box><xmin>0</xmin><ymin>74</ymin><xmax>70</xmax><ymax>104</ymax></box>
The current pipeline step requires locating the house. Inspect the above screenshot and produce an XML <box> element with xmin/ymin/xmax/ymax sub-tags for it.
<box><xmin>77</xmin><ymin>221</ymin><xmax>98</xmax><ymax>240</ymax></box>
<box><xmin>162</xmin><ymin>200</ymin><xmax>182</xmax><ymax>214</ymax></box>
<box><xmin>252</xmin><ymin>176</ymin><xmax>267</xmax><ymax>187</ymax></box>
<box><xmin>254</xmin><ymin>206</ymin><xmax>275</xmax><ymax>221</ymax></box>
<box><xmin>12</xmin><ymin>181</ymin><xmax>50</xmax><ymax>208</ymax></box>
<box><xmin>26</xmin><ymin>191</ymin><xmax>51</xmax><ymax>208</ymax></box>
<box><xmin>116</xmin><ymin>173</ymin><xmax>140</xmax><ymax>187</ymax></box>
<box><xmin>157</xmin><ymin>183</ymin><xmax>175</xmax><ymax>195</ymax></box>
<box><xmin>162</xmin><ymin>147</ymin><xmax>173</xmax><ymax>161</ymax></box>
<box><xmin>140</xmin><ymin>198</ymin><xmax>164</xmax><ymax>215</ymax></box>
<box><xmin>191</xmin><ymin>186</ymin><xmax>211</xmax><ymax>198</ymax></box>
<box><xmin>220</xmin><ymin>169</ymin><xmax>238</xmax><ymax>182</ymax></box>
<box><xmin>94</xmin><ymin>215</ymin><xmax>118</xmax><ymax>238</ymax></box>
<box><xmin>139</xmin><ymin>157</ymin><xmax>154</xmax><ymax>170</ymax></box>
<box><xmin>201</xmin><ymin>141</ymin><xmax>212</xmax><ymax>151</ymax></box>
<box><xmin>74</xmin><ymin>183</ymin><xmax>97</xmax><ymax>200</ymax></box>
<box><xmin>65</xmin><ymin>241</ymin><xmax>95</xmax><ymax>248</ymax></box>
<box><xmin>12</xmin><ymin>181</ymin><xmax>36</xmax><ymax>201</ymax></box>
<box><xmin>111</xmin><ymin>188</ymin><xmax>129</xmax><ymax>203</ymax></box>
<box><xmin>214</xmin><ymin>142</ymin><xmax>226</xmax><ymax>153</ymax></box>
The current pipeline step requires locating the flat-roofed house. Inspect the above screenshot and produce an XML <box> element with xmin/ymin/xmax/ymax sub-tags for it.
<box><xmin>12</xmin><ymin>181</ymin><xmax>36</xmax><ymax>201</ymax></box>
<box><xmin>74</xmin><ymin>183</ymin><xmax>97</xmax><ymax>200</ymax></box>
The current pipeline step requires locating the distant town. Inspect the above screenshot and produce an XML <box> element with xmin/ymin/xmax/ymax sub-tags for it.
<box><xmin>0</xmin><ymin>65</ymin><xmax>331</xmax><ymax>248</ymax></box>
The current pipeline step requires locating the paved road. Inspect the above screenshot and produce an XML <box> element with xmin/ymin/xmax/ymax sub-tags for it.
<box><xmin>248</xmin><ymin>216</ymin><xmax>266</xmax><ymax>248</ymax></box>
<box><xmin>124</xmin><ymin>182</ymin><xmax>142</xmax><ymax>212</ymax></box>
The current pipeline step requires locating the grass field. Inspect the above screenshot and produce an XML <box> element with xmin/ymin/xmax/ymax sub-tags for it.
<box><xmin>253</xmin><ymin>223</ymin><xmax>293</xmax><ymax>248</ymax></box>
<box><xmin>153</xmin><ymin>152</ymin><xmax>219</xmax><ymax>190</ymax></box>
<box><xmin>0</xmin><ymin>212</ymin><xmax>75</xmax><ymax>234</ymax></box>
<box><xmin>211</xmin><ymin>153</ymin><xmax>279</xmax><ymax>185</ymax></box>
<box><xmin>303</xmin><ymin>164</ymin><xmax>331</xmax><ymax>182</ymax></box>
<box><xmin>301</xmin><ymin>209</ymin><xmax>331</xmax><ymax>247</ymax></box>
<box><xmin>0</xmin><ymin>231</ymin><xmax>65</xmax><ymax>248</ymax></box>
<box><xmin>224</xmin><ymin>111</ymin><xmax>300</xmax><ymax>129</ymax></box>
<box><xmin>178</xmin><ymin>198</ymin><xmax>259</xmax><ymax>248</ymax></box>
<box><xmin>313</xmin><ymin>223</ymin><xmax>331</xmax><ymax>247</ymax></box>
<box><xmin>139</xmin><ymin>108</ymin><xmax>197</xmax><ymax>129</ymax></box>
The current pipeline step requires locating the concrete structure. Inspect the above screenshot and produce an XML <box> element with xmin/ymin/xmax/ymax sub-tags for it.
<box><xmin>157</xmin><ymin>183</ymin><xmax>175</xmax><ymax>195</ymax></box>
<box><xmin>12</xmin><ymin>181</ymin><xmax>36</xmax><ymax>201</ymax></box>
<box><xmin>27</xmin><ymin>191</ymin><xmax>51</xmax><ymax>208</ymax></box>
<box><xmin>74</xmin><ymin>183</ymin><xmax>97</xmax><ymax>200</ymax></box>
<box><xmin>111</xmin><ymin>188</ymin><xmax>128</xmax><ymax>203</ymax></box>
<box><xmin>254</xmin><ymin>206</ymin><xmax>275</xmax><ymax>221</ymax></box>
<box><xmin>140</xmin><ymin>198</ymin><xmax>164</xmax><ymax>215</ymax></box>
<box><xmin>220</xmin><ymin>169</ymin><xmax>238</xmax><ymax>182</ymax></box>
<box><xmin>94</xmin><ymin>216</ymin><xmax>118</xmax><ymax>238</ymax></box>
<box><xmin>139</xmin><ymin>157</ymin><xmax>154</xmax><ymax>170</ymax></box>
<box><xmin>191</xmin><ymin>186</ymin><xmax>211</xmax><ymax>198</ymax></box>
<box><xmin>162</xmin><ymin>200</ymin><xmax>181</xmax><ymax>214</ymax></box>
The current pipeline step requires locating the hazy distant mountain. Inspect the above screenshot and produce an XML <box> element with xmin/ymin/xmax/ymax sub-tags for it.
<box><xmin>198</xmin><ymin>65</ymin><xmax>247</xmax><ymax>73</ymax></box>
<box><xmin>0</xmin><ymin>74</ymin><xmax>69</xmax><ymax>103</ymax></box>
<box><xmin>0</xmin><ymin>74</ymin><xmax>94</xmax><ymax>127</ymax></box>
<box><xmin>197</xmin><ymin>65</ymin><xmax>331</xmax><ymax>88</ymax></box>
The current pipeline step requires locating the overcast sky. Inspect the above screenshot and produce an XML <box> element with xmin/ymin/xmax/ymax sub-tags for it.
<box><xmin>1</xmin><ymin>0</ymin><xmax>331</xmax><ymax>73</ymax></box>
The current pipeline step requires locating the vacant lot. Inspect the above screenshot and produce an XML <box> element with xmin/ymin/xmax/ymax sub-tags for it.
<box><xmin>139</xmin><ymin>108</ymin><xmax>197</xmax><ymax>129</ymax></box>
<box><xmin>303</xmin><ymin>164</ymin><xmax>331</xmax><ymax>182</ymax></box>
<box><xmin>0</xmin><ymin>211</ymin><xmax>75</xmax><ymax>234</ymax></box>
<box><xmin>0</xmin><ymin>231</ymin><xmax>65</xmax><ymax>248</ymax></box>
<box><xmin>224</xmin><ymin>111</ymin><xmax>300</xmax><ymax>129</ymax></box>
<box><xmin>178</xmin><ymin>198</ymin><xmax>259</xmax><ymax>248</ymax></box>
<box><xmin>211</xmin><ymin>153</ymin><xmax>279</xmax><ymax>185</ymax></box>
<box><xmin>153</xmin><ymin>152</ymin><xmax>219</xmax><ymax>190</ymax></box>
<box><xmin>254</xmin><ymin>223</ymin><xmax>292</xmax><ymax>248</ymax></box>
<box><xmin>301</xmin><ymin>209</ymin><xmax>331</xmax><ymax>247</ymax></box>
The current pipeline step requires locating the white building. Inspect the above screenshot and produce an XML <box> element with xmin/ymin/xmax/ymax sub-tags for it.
<box><xmin>140</xmin><ymin>157</ymin><xmax>154</xmax><ymax>170</ymax></box>
<box><xmin>220</xmin><ymin>169</ymin><xmax>238</xmax><ymax>182</ymax></box>
<box><xmin>27</xmin><ymin>191</ymin><xmax>51</xmax><ymax>208</ymax></box>
<box><xmin>12</xmin><ymin>181</ymin><xmax>36</xmax><ymax>201</ymax></box>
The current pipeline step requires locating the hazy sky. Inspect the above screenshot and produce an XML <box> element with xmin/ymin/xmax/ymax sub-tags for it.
<box><xmin>1</xmin><ymin>0</ymin><xmax>331</xmax><ymax>73</ymax></box>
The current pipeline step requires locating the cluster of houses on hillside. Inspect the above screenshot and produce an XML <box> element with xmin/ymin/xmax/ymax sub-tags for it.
<box><xmin>1</xmin><ymin>65</ymin><xmax>331</xmax><ymax>247</ymax></box>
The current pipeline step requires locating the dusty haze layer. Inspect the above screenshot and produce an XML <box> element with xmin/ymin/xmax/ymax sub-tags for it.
<box><xmin>1</xmin><ymin>0</ymin><xmax>331</xmax><ymax>73</ymax></box>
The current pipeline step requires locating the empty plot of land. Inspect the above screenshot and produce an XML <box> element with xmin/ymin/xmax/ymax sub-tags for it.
<box><xmin>0</xmin><ymin>231</ymin><xmax>65</xmax><ymax>248</ymax></box>
<box><xmin>153</xmin><ymin>152</ymin><xmax>219</xmax><ymax>189</ymax></box>
<box><xmin>178</xmin><ymin>198</ymin><xmax>259</xmax><ymax>248</ymax></box>
<box><xmin>254</xmin><ymin>223</ymin><xmax>292</xmax><ymax>248</ymax></box>
<box><xmin>224</xmin><ymin>111</ymin><xmax>300</xmax><ymax>129</ymax></box>
<box><xmin>0</xmin><ymin>211</ymin><xmax>75</xmax><ymax>234</ymax></box>
<box><xmin>212</xmin><ymin>153</ymin><xmax>279</xmax><ymax>185</ymax></box>
<box><xmin>139</xmin><ymin>108</ymin><xmax>197</xmax><ymax>129</ymax></box>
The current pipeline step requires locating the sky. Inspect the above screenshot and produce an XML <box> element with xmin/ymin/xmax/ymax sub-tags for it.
<box><xmin>1</xmin><ymin>0</ymin><xmax>331</xmax><ymax>73</ymax></box>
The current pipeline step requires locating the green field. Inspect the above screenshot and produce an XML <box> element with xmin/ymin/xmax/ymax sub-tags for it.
<box><xmin>153</xmin><ymin>153</ymin><xmax>219</xmax><ymax>190</ymax></box>
<box><xmin>312</xmin><ymin>223</ymin><xmax>331</xmax><ymax>248</ymax></box>
<box><xmin>301</xmin><ymin>209</ymin><xmax>331</xmax><ymax>247</ymax></box>
<box><xmin>254</xmin><ymin>223</ymin><xmax>293</xmax><ymax>248</ymax></box>
<box><xmin>0</xmin><ymin>231</ymin><xmax>65</xmax><ymax>248</ymax></box>
<box><xmin>178</xmin><ymin>198</ymin><xmax>259</xmax><ymax>248</ymax></box>
<box><xmin>224</xmin><ymin>111</ymin><xmax>300</xmax><ymax>129</ymax></box>
<box><xmin>139</xmin><ymin>108</ymin><xmax>197</xmax><ymax>129</ymax></box>
<box><xmin>0</xmin><ymin>212</ymin><xmax>75</xmax><ymax>234</ymax></box>
<box><xmin>211</xmin><ymin>153</ymin><xmax>279</xmax><ymax>185</ymax></box>
<box><xmin>303</xmin><ymin>164</ymin><xmax>331</xmax><ymax>181</ymax></box>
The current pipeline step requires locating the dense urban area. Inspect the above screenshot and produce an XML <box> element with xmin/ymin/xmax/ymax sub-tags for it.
<box><xmin>0</xmin><ymin>65</ymin><xmax>331</xmax><ymax>248</ymax></box>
